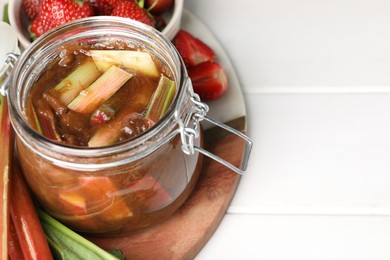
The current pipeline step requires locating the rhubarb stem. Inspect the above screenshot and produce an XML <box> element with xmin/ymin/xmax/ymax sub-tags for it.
<box><xmin>89</xmin><ymin>50</ymin><xmax>160</xmax><ymax>77</ymax></box>
<box><xmin>34</xmin><ymin>98</ymin><xmax>62</xmax><ymax>141</ymax></box>
<box><xmin>145</xmin><ymin>75</ymin><xmax>176</xmax><ymax>122</ymax></box>
<box><xmin>53</xmin><ymin>61</ymin><xmax>101</xmax><ymax>105</ymax></box>
<box><xmin>37</xmin><ymin>209</ymin><xmax>120</xmax><ymax>260</ymax></box>
<box><xmin>67</xmin><ymin>66</ymin><xmax>132</xmax><ymax>114</ymax></box>
<box><xmin>0</xmin><ymin>96</ymin><xmax>12</xmax><ymax>260</ymax></box>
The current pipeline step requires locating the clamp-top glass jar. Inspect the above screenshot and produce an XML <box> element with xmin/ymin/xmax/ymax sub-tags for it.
<box><xmin>2</xmin><ymin>17</ymin><xmax>252</xmax><ymax>236</ymax></box>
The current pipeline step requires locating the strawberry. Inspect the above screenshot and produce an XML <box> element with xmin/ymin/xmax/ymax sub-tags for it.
<box><xmin>29</xmin><ymin>16</ymin><xmax>45</xmax><ymax>40</ymax></box>
<box><xmin>111</xmin><ymin>1</ymin><xmax>155</xmax><ymax>27</ymax></box>
<box><xmin>188</xmin><ymin>61</ymin><xmax>228</xmax><ymax>101</ymax></box>
<box><xmin>154</xmin><ymin>15</ymin><xmax>166</xmax><ymax>31</ymax></box>
<box><xmin>22</xmin><ymin>0</ymin><xmax>42</xmax><ymax>20</ymax></box>
<box><xmin>90</xmin><ymin>0</ymin><xmax>123</xmax><ymax>15</ymax></box>
<box><xmin>106</xmin><ymin>0</ymin><xmax>126</xmax><ymax>8</ymax></box>
<box><xmin>145</xmin><ymin>0</ymin><xmax>173</xmax><ymax>15</ymax></box>
<box><xmin>39</xmin><ymin>0</ymin><xmax>95</xmax><ymax>33</ymax></box>
<box><xmin>90</xmin><ymin>0</ymin><xmax>113</xmax><ymax>15</ymax></box>
<box><xmin>173</xmin><ymin>30</ymin><xmax>216</xmax><ymax>68</ymax></box>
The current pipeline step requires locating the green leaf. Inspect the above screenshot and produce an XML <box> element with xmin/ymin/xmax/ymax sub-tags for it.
<box><xmin>108</xmin><ymin>249</ymin><xmax>125</xmax><ymax>260</ymax></box>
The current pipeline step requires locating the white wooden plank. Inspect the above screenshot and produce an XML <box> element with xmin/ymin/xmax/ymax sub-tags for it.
<box><xmin>185</xmin><ymin>0</ymin><xmax>390</xmax><ymax>90</ymax></box>
<box><xmin>229</xmin><ymin>93</ymin><xmax>390</xmax><ymax>215</ymax></box>
<box><xmin>197</xmin><ymin>214</ymin><xmax>390</xmax><ymax>260</ymax></box>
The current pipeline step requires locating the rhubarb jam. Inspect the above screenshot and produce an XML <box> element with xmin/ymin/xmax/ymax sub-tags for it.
<box><xmin>26</xmin><ymin>42</ymin><xmax>175</xmax><ymax>147</ymax></box>
<box><xmin>10</xmin><ymin>18</ymin><xmax>204</xmax><ymax>235</ymax></box>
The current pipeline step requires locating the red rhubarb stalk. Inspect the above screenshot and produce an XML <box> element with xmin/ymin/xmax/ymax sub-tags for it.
<box><xmin>34</xmin><ymin>99</ymin><xmax>62</xmax><ymax>141</ymax></box>
<box><xmin>8</xmin><ymin>220</ymin><xmax>24</xmax><ymax>260</ymax></box>
<box><xmin>0</xmin><ymin>96</ymin><xmax>12</xmax><ymax>260</ymax></box>
<box><xmin>10</xmin><ymin>162</ymin><xmax>53</xmax><ymax>260</ymax></box>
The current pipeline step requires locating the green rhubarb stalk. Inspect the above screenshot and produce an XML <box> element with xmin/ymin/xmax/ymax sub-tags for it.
<box><xmin>89</xmin><ymin>50</ymin><xmax>160</xmax><ymax>77</ymax></box>
<box><xmin>87</xmin><ymin>114</ymin><xmax>124</xmax><ymax>147</ymax></box>
<box><xmin>0</xmin><ymin>96</ymin><xmax>12</xmax><ymax>259</ymax></box>
<box><xmin>88</xmin><ymin>100</ymin><xmax>151</xmax><ymax>147</ymax></box>
<box><xmin>53</xmin><ymin>61</ymin><xmax>101</xmax><ymax>105</ymax></box>
<box><xmin>37</xmin><ymin>209</ymin><xmax>122</xmax><ymax>260</ymax></box>
<box><xmin>31</xmin><ymin>105</ymin><xmax>44</xmax><ymax>135</ymax></box>
<box><xmin>88</xmin><ymin>76</ymin><xmax>176</xmax><ymax>147</ymax></box>
<box><xmin>89</xmin><ymin>89</ymin><xmax>128</xmax><ymax>126</ymax></box>
<box><xmin>145</xmin><ymin>75</ymin><xmax>176</xmax><ymax>123</ymax></box>
<box><xmin>3</xmin><ymin>4</ymin><xmax>9</xmax><ymax>24</ymax></box>
<box><xmin>67</xmin><ymin>66</ymin><xmax>132</xmax><ymax>114</ymax></box>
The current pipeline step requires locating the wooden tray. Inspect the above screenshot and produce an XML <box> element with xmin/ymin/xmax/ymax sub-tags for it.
<box><xmin>88</xmin><ymin>118</ymin><xmax>247</xmax><ymax>259</ymax></box>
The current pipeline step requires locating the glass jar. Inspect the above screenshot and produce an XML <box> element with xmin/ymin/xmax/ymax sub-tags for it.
<box><xmin>1</xmin><ymin>17</ymin><xmax>252</xmax><ymax>236</ymax></box>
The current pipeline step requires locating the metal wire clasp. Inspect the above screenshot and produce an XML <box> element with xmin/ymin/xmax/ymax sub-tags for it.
<box><xmin>178</xmin><ymin>92</ymin><xmax>252</xmax><ymax>175</ymax></box>
<box><xmin>0</xmin><ymin>53</ymin><xmax>19</xmax><ymax>96</ymax></box>
<box><xmin>179</xmin><ymin>93</ymin><xmax>209</xmax><ymax>155</ymax></box>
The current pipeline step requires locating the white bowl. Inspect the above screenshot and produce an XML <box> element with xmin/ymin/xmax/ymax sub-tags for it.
<box><xmin>9</xmin><ymin>0</ymin><xmax>183</xmax><ymax>49</ymax></box>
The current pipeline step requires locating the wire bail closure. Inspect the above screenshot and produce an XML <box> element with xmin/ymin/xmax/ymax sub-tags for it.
<box><xmin>178</xmin><ymin>89</ymin><xmax>252</xmax><ymax>175</ymax></box>
<box><xmin>0</xmin><ymin>53</ymin><xmax>19</xmax><ymax>97</ymax></box>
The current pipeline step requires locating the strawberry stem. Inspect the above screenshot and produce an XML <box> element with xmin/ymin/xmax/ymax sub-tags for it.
<box><xmin>137</xmin><ymin>0</ymin><xmax>145</xmax><ymax>9</ymax></box>
<box><xmin>146</xmin><ymin>0</ymin><xmax>158</xmax><ymax>12</ymax></box>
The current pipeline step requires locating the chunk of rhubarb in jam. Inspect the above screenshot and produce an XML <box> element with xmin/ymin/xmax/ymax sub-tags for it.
<box><xmin>79</xmin><ymin>177</ymin><xmax>133</xmax><ymax>224</ymax></box>
<box><xmin>59</xmin><ymin>191</ymin><xmax>88</xmax><ymax>215</ymax></box>
<box><xmin>127</xmin><ymin>175</ymin><xmax>172</xmax><ymax>211</ymax></box>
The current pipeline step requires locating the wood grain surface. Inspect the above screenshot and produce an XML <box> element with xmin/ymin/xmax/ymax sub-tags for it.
<box><xmin>88</xmin><ymin>128</ymin><xmax>246</xmax><ymax>259</ymax></box>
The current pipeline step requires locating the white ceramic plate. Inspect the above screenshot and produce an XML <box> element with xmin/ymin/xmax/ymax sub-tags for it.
<box><xmin>6</xmin><ymin>0</ymin><xmax>183</xmax><ymax>49</ymax></box>
<box><xmin>180</xmin><ymin>10</ymin><xmax>247</xmax><ymax>130</ymax></box>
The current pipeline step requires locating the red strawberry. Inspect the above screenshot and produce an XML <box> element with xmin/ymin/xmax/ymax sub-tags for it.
<box><xmin>106</xmin><ymin>0</ymin><xmax>125</xmax><ymax>8</ymax></box>
<box><xmin>173</xmin><ymin>30</ymin><xmax>216</xmax><ymax>68</ymax></box>
<box><xmin>154</xmin><ymin>15</ymin><xmax>166</xmax><ymax>31</ymax></box>
<box><xmin>145</xmin><ymin>0</ymin><xmax>173</xmax><ymax>15</ymax></box>
<box><xmin>90</xmin><ymin>0</ymin><xmax>123</xmax><ymax>15</ymax></box>
<box><xmin>22</xmin><ymin>0</ymin><xmax>42</xmax><ymax>20</ymax></box>
<box><xmin>29</xmin><ymin>16</ymin><xmax>45</xmax><ymax>40</ymax></box>
<box><xmin>188</xmin><ymin>61</ymin><xmax>228</xmax><ymax>101</ymax></box>
<box><xmin>89</xmin><ymin>0</ymin><xmax>113</xmax><ymax>15</ymax></box>
<box><xmin>111</xmin><ymin>1</ymin><xmax>155</xmax><ymax>27</ymax></box>
<box><xmin>39</xmin><ymin>0</ymin><xmax>95</xmax><ymax>33</ymax></box>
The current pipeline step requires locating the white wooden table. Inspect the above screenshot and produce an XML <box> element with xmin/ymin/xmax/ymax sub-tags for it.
<box><xmin>184</xmin><ymin>0</ymin><xmax>390</xmax><ymax>259</ymax></box>
<box><xmin>2</xmin><ymin>0</ymin><xmax>390</xmax><ymax>259</ymax></box>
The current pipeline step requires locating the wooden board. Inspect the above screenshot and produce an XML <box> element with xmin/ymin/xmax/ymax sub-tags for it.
<box><xmin>87</xmin><ymin>121</ymin><xmax>247</xmax><ymax>259</ymax></box>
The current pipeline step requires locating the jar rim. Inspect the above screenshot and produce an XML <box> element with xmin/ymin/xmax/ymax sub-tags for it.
<box><xmin>8</xmin><ymin>16</ymin><xmax>191</xmax><ymax>169</ymax></box>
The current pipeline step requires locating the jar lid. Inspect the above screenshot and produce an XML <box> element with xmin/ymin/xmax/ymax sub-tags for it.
<box><xmin>0</xmin><ymin>21</ymin><xmax>20</xmax><ymax>96</ymax></box>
